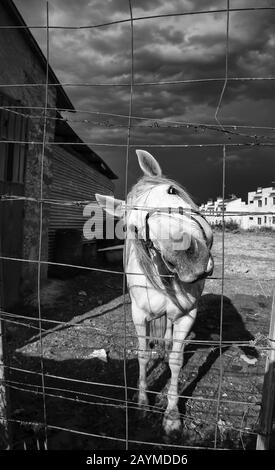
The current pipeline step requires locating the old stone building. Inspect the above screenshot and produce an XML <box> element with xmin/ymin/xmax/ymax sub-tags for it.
<box><xmin>0</xmin><ymin>0</ymin><xmax>116</xmax><ymax>307</ymax></box>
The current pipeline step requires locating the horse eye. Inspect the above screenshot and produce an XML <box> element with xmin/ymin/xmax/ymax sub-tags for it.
<box><xmin>168</xmin><ymin>186</ymin><xmax>177</xmax><ymax>195</ymax></box>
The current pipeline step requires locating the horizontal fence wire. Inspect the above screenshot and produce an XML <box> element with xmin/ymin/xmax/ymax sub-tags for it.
<box><xmin>0</xmin><ymin>306</ymin><xmax>272</xmax><ymax>349</ymax></box>
<box><xmin>0</xmin><ymin>254</ymin><xmax>274</xmax><ymax>281</ymax></box>
<box><xmin>0</xmin><ymin>1</ymin><xmax>275</xmax><ymax>451</ymax></box>
<box><xmin>1</xmin><ymin>363</ymin><xmax>266</xmax><ymax>403</ymax></box>
<box><xmin>0</xmin><ymin>365</ymin><xmax>264</xmax><ymax>417</ymax></box>
<box><xmin>0</xmin><ymin>195</ymin><xmax>275</xmax><ymax>217</ymax></box>
<box><xmin>2</xmin><ymin>140</ymin><xmax>275</xmax><ymax>148</ymax></box>
<box><xmin>1</xmin><ymin>382</ymin><xmax>261</xmax><ymax>437</ymax></box>
<box><xmin>1</xmin><ymin>376</ymin><xmax>263</xmax><ymax>410</ymax></box>
<box><xmin>0</xmin><ymin>385</ymin><xmax>262</xmax><ymax>450</ymax></box>
<box><xmin>1</xmin><ymin>76</ymin><xmax>275</xmax><ymax>87</ymax></box>
<box><xmin>0</xmin><ymin>415</ymin><xmax>229</xmax><ymax>451</ymax></box>
<box><xmin>0</xmin><ymin>5</ymin><xmax>275</xmax><ymax>30</ymax></box>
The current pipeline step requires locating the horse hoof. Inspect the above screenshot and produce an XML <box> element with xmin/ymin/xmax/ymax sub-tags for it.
<box><xmin>163</xmin><ymin>410</ymin><xmax>181</xmax><ymax>435</ymax></box>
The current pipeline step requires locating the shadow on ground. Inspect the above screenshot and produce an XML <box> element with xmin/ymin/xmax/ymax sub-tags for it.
<box><xmin>4</xmin><ymin>293</ymin><xmax>271</xmax><ymax>450</ymax></box>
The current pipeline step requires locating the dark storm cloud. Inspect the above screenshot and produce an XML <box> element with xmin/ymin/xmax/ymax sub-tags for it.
<box><xmin>15</xmin><ymin>0</ymin><xmax>275</xmax><ymax>107</ymax></box>
<box><xmin>13</xmin><ymin>0</ymin><xmax>275</xmax><ymax>201</ymax></box>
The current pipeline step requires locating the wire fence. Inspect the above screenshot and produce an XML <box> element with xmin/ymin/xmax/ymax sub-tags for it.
<box><xmin>0</xmin><ymin>0</ymin><xmax>275</xmax><ymax>451</ymax></box>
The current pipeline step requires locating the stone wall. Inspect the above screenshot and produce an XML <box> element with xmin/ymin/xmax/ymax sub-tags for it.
<box><xmin>0</xmin><ymin>2</ymin><xmax>57</xmax><ymax>295</ymax></box>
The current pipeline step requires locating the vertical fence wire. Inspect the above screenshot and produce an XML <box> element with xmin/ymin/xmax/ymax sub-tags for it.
<box><xmin>215</xmin><ymin>0</ymin><xmax>230</xmax><ymax>130</ymax></box>
<box><xmin>122</xmin><ymin>0</ymin><xmax>134</xmax><ymax>450</ymax></box>
<box><xmin>214</xmin><ymin>145</ymin><xmax>226</xmax><ymax>448</ymax></box>
<box><xmin>36</xmin><ymin>1</ymin><xmax>50</xmax><ymax>449</ymax></box>
<box><xmin>213</xmin><ymin>0</ymin><xmax>230</xmax><ymax>448</ymax></box>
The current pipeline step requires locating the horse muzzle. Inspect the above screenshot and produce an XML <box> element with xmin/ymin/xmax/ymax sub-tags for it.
<box><xmin>160</xmin><ymin>238</ymin><xmax>214</xmax><ymax>284</ymax></box>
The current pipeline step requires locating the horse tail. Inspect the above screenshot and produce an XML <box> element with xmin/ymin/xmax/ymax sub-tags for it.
<box><xmin>149</xmin><ymin>314</ymin><xmax>167</xmax><ymax>345</ymax></box>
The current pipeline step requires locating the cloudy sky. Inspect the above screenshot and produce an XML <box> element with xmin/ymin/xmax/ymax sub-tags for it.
<box><xmin>14</xmin><ymin>0</ymin><xmax>275</xmax><ymax>203</ymax></box>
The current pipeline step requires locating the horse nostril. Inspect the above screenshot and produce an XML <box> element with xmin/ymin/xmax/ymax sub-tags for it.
<box><xmin>186</xmin><ymin>237</ymin><xmax>196</xmax><ymax>255</ymax></box>
<box><xmin>206</xmin><ymin>256</ymin><xmax>213</xmax><ymax>274</ymax></box>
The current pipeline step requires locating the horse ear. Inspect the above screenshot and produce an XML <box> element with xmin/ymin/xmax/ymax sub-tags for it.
<box><xmin>136</xmin><ymin>149</ymin><xmax>162</xmax><ymax>177</ymax></box>
<box><xmin>95</xmin><ymin>194</ymin><xmax>125</xmax><ymax>218</ymax></box>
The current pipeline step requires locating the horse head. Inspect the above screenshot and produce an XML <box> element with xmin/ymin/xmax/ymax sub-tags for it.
<box><xmin>96</xmin><ymin>149</ymin><xmax>213</xmax><ymax>284</ymax></box>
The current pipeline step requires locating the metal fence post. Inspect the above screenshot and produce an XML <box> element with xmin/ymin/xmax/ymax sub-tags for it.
<box><xmin>0</xmin><ymin>234</ymin><xmax>9</xmax><ymax>448</ymax></box>
<box><xmin>256</xmin><ymin>288</ymin><xmax>275</xmax><ymax>450</ymax></box>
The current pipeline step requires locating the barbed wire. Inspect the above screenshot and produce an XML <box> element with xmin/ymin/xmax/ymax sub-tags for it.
<box><xmin>2</xmin><ymin>105</ymin><xmax>275</xmax><ymax>143</ymax></box>
<box><xmin>1</xmin><ymin>103</ymin><xmax>275</xmax><ymax>132</ymax></box>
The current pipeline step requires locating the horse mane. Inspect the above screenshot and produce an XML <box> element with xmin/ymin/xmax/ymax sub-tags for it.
<box><xmin>126</xmin><ymin>175</ymin><xmax>198</xmax><ymax>301</ymax></box>
<box><xmin>127</xmin><ymin>175</ymin><xmax>197</xmax><ymax>210</ymax></box>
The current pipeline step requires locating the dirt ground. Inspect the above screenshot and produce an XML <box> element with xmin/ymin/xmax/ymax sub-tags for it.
<box><xmin>2</xmin><ymin>231</ymin><xmax>275</xmax><ymax>450</ymax></box>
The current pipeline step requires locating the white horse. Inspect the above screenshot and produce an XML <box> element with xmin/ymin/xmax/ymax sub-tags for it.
<box><xmin>96</xmin><ymin>150</ymin><xmax>214</xmax><ymax>435</ymax></box>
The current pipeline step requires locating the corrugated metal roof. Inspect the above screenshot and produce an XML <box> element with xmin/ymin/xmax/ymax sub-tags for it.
<box><xmin>55</xmin><ymin>118</ymin><xmax>117</xmax><ymax>180</ymax></box>
<box><xmin>48</xmin><ymin>145</ymin><xmax>114</xmax><ymax>260</ymax></box>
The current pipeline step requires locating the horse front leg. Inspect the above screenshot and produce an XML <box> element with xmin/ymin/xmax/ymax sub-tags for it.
<box><xmin>163</xmin><ymin>308</ymin><xmax>197</xmax><ymax>435</ymax></box>
<box><xmin>132</xmin><ymin>305</ymin><xmax>150</xmax><ymax>409</ymax></box>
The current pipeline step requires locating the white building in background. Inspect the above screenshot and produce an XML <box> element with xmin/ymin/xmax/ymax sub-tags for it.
<box><xmin>247</xmin><ymin>187</ymin><xmax>275</xmax><ymax>229</ymax></box>
<box><xmin>200</xmin><ymin>186</ymin><xmax>275</xmax><ymax>230</ymax></box>
<box><xmin>225</xmin><ymin>197</ymin><xmax>251</xmax><ymax>230</ymax></box>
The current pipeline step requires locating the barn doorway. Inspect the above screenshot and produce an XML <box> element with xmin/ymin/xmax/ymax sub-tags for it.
<box><xmin>0</xmin><ymin>96</ymin><xmax>28</xmax><ymax>308</ymax></box>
